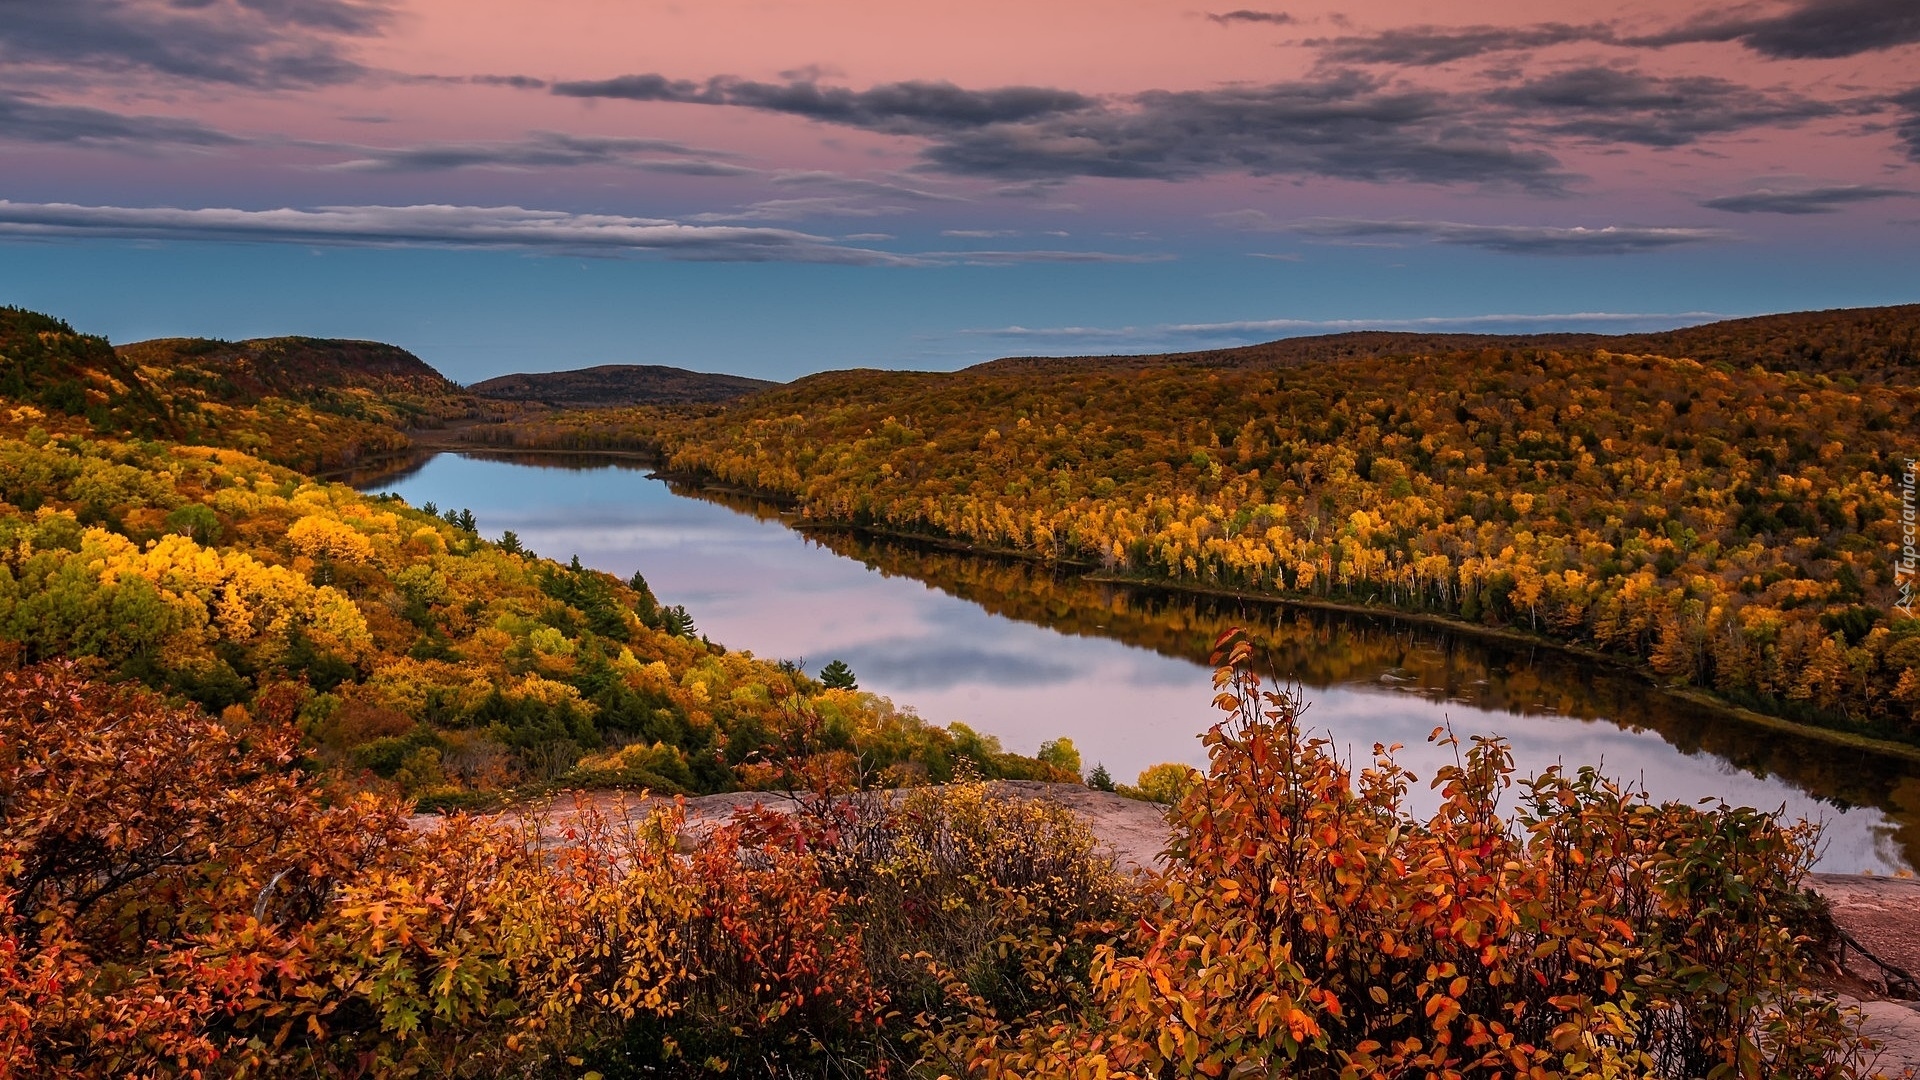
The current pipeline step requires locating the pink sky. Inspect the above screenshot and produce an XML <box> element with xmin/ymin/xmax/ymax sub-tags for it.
<box><xmin>0</xmin><ymin>0</ymin><xmax>1915</xmax><ymax>375</ymax></box>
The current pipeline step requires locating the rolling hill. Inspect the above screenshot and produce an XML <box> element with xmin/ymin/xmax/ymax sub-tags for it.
<box><xmin>968</xmin><ymin>303</ymin><xmax>1920</xmax><ymax>383</ymax></box>
<box><xmin>469</xmin><ymin>363</ymin><xmax>779</xmax><ymax>406</ymax></box>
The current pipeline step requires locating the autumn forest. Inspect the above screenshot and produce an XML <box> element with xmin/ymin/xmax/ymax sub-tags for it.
<box><xmin>3</xmin><ymin>302</ymin><xmax>1917</xmax><ymax>1077</ymax></box>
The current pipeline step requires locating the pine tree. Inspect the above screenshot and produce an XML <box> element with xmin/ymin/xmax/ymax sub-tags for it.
<box><xmin>819</xmin><ymin>659</ymin><xmax>858</xmax><ymax>690</ymax></box>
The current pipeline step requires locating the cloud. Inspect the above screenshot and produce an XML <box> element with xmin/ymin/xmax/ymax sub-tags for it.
<box><xmin>1310</xmin><ymin>1</ymin><xmax>1920</xmax><ymax>68</ymax></box>
<box><xmin>0</xmin><ymin>0</ymin><xmax>388</xmax><ymax>88</ymax></box>
<box><xmin>467</xmin><ymin>74</ymin><xmax>548</xmax><ymax>89</ymax></box>
<box><xmin>940</xmin><ymin>228</ymin><xmax>1021</xmax><ymax>237</ymax></box>
<box><xmin>0</xmin><ymin>199</ymin><xmax>916</xmax><ymax>264</ymax></box>
<box><xmin>0</xmin><ymin>91</ymin><xmax>241</xmax><ymax>149</ymax></box>
<box><xmin>552</xmin><ymin>75</ymin><xmax>1096</xmax><ymax>135</ymax></box>
<box><xmin>1896</xmin><ymin>86</ymin><xmax>1920</xmax><ymax>162</ymax></box>
<box><xmin>1288</xmin><ymin>217</ymin><xmax>1736</xmax><ymax>255</ymax></box>
<box><xmin>1311</xmin><ymin>23</ymin><xmax>1610</xmax><ymax>66</ymax></box>
<box><xmin>1629</xmin><ymin>0</ymin><xmax>1920</xmax><ymax>60</ymax></box>
<box><xmin>1486</xmin><ymin>67</ymin><xmax>1838</xmax><ymax>147</ymax></box>
<box><xmin>766</xmin><ymin>170</ymin><xmax>967</xmax><ymax>201</ymax></box>
<box><xmin>1207</xmin><ymin>10</ymin><xmax>1293</xmax><ymax>26</ymax></box>
<box><xmin>1701</xmin><ymin>184</ymin><xmax>1914</xmax><ymax>213</ymax></box>
<box><xmin>925</xmin><ymin>72</ymin><xmax>1570</xmax><ymax>190</ymax></box>
<box><xmin>320</xmin><ymin>132</ymin><xmax>753</xmax><ymax>174</ymax></box>
<box><xmin>553</xmin><ymin>70</ymin><xmax>1570</xmax><ymax>191</ymax></box>
<box><xmin>963</xmin><ymin>310</ymin><xmax>1723</xmax><ymax>348</ymax></box>
<box><xmin>918</xmin><ymin>249</ymin><xmax>1173</xmax><ymax>264</ymax></box>
<box><xmin>690</xmin><ymin>197</ymin><xmax>912</xmax><ymax>222</ymax></box>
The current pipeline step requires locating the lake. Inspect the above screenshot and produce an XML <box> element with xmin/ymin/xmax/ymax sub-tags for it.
<box><xmin>359</xmin><ymin>451</ymin><xmax>1920</xmax><ymax>874</ymax></box>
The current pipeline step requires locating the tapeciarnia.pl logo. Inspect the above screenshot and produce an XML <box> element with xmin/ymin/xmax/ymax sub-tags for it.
<box><xmin>1899</xmin><ymin>458</ymin><xmax>1916</xmax><ymax>618</ymax></box>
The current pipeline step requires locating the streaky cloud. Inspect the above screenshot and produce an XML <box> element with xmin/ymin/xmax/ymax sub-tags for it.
<box><xmin>1288</xmin><ymin>217</ymin><xmax>1736</xmax><ymax>255</ymax></box>
<box><xmin>1486</xmin><ymin>67</ymin><xmax>1839</xmax><ymax>148</ymax></box>
<box><xmin>0</xmin><ymin>91</ymin><xmax>242</xmax><ymax>148</ymax></box>
<box><xmin>0</xmin><ymin>199</ymin><xmax>917</xmax><ymax>265</ymax></box>
<box><xmin>1627</xmin><ymin>0</ymin><xmax>1920</xmax><ymax>59</ymax></box>
<box><xmin>1701</xmin><ymin>185</ymin><xmax>1914</xmax><ymax>214</ymax></box>
<box><xmin>319</xmin><ymin>132</ymin><xmax>749</xmax><ymax>174</ymax></box>
<box><xmin>967</xmin><ymin>311</ymin><xmax>1720</xmax><ymax>340</ymax></box>
<box><xmin>552</xmin><ymin>69</ymin><xmax>1571</xmax><ymax>191</ymax></box>
<box><xmin>917</xmin><ymin>249</ymin><xmax>1173</xmax><ymax>264</ymax></box>
<box><xmin>0</xmin><ymin>0</ymin><xmax>388</xmax><ymax>88</ymax></box>
<box><xmin>1206</xmin><ymin>10</ymin><xmax>1293</xmax><ymax>26</ymax></box>
<box><xmin>552</xmin><ymin>74</ymin><xmax>1096</xmax><ymax>134</ymax></box>
<box><xmin>1310</xmin><ymin>22</ymin><xmax>1610</xmax><ymax>66</ymax></box>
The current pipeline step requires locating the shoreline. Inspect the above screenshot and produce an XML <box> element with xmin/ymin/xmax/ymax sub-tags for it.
<box><xmin>372</xmin><ymin>441</ymin><xmax>1920</xmax><ymax>770</ymax></box>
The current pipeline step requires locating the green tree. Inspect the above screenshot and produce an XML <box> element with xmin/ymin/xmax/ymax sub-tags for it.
<box><xmin>819</xmin><ymin>659</ymin><xmax>857</xmax><ymax>690</ymax></box>
<box><xmin>1037</xmin><ymin>737</ymin><xmax>1081</xmax><ymax>779</ymax></box>
<box><xmin>1087</xmin><ymin>761</ymin><xmax>1115</xmax><ymax>791</ymax></box>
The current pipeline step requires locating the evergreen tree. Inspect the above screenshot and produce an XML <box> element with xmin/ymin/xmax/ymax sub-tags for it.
<box><xmin>819</xmin><ymin>659</ymin><xmax>858</xmax><ymax>690</ymax></box>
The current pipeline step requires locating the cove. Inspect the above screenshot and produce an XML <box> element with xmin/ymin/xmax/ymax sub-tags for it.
<box><xmin>357</xmin><ymin>451</ymin><xmax>1920</xmax><ymax>874</ymax></box>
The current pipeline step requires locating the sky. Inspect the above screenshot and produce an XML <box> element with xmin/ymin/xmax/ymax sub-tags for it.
<box><xmin>0</xmin><ymin>0</ymin><xmax>1917</xmax><ymax>381</ymax></box>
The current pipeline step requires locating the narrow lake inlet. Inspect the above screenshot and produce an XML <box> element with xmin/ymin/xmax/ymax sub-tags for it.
<box><xmin>360</xmin><ymin>451</ymin><xmax>1920</xmax><ymax>875</ymax></box>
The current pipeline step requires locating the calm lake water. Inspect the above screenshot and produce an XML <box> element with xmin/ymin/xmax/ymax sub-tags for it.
<box><xmin>359</xmin><ymin>452</ymin><xmax>1920</xmax><ymax>874</ymax></box>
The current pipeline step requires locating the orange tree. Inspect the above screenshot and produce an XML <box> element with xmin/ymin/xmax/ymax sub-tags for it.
<box><xmin>926</xmin><ymin>629</ymin><xmax>1867</xmax><ymax>1079</ymax></box>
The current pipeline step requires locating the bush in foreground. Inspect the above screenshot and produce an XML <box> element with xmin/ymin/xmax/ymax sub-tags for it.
<box><xmin>922</xmin><ymin>630</ymin><xmax>1868</xmax><ymax>1078</ymax></box>
<box><xmin>0</xmin><ymin>638</ymin><xmax>1872</xmax><ymax>1077</ymax></box>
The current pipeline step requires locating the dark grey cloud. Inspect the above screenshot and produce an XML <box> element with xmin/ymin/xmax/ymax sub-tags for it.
<box><xmin>1629</xmin><ymin>0</ymin><xmax>1920</xmax><ymax>59</ymax></box>
<box><xmin>922</xmin><ymin>73</ymin><xmax>1569</xmax><ymax>190</ymax></box>
<box><xmin>0</xmin><ymin>90</ymin><xmax>241</xmax><ymax>148</ymax></box>
<box><xmin>1207</xmin><ymin>10</ymin><xmax>1293</xmax><ymax>26</ymax></box>
<box><xmin>552</xmin><ymin>75</ymin><xmax>1095</xmax><ymax>135</ymax></box>
<box><xmin>321</xmin><ymin>132</ymin><xmax>752</xmax><ymax>174</ymax></box>
<box><xmin>1701</xmin><ymin>184</ymin><xmax>1914</xmax><ymax>213</ymax></box>
<box><xmin>1311</xmin><ymin>23</ymin><xmax>1610</xmax><ymax>66</ymax></box>
<box><xmin>0</xmin><ymin>199</ymin><xmax>916</xmax><ymax>265</ymax></box>
<box><xmin>1289</xmin><ymin>217</ymin><xmax>1736</xmax><ymax>255</ymax></box>
<box><xmin>1310</xmin><ymin>0</ymin><xmax>1920</xmax><ymax>70</ymax></box>
<box><xmin>0</xmin><ymin>0</ymin><xmax>388</xmax><ymax>88</ymax></box>
<box><xmin>1487</xmin><ymin>67</ymin><xmax>1838</xmax><ymax>147</ymax></box>
<box><xmin>468</xmin><ymin>74</ymin><xmax>548</xmax><ymax>90</ymax></box>
<box><xmin>553</xmin><ymin>69</ymin><xmax>1567</xmax><ymax>191</ymax></box>
<box><xmin>1896</xmin><ymin>87</ymin><xmax>1920</xmax><ymax>162</ymax></box>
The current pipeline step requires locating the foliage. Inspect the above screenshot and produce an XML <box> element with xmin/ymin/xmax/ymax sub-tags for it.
<box><xmin>820</xmin><ymin>658</ymin><xmax>859</xmax><ymax>690</ymax></box>
<box><xmin>0</xmin><ymin>637</ymin><xmax>1869</xmax><ymax>1078</ymax></box>
<box><xmin>0</xmin><ymin>431</ymin><xmax>1063</xmax><ymax>801</ymax></box>
<box><xmin>923</xmin><ymin>630</ymin><xmax>1869</xmax><ymax>1079</ymax></box>
<box><xmin>1117</xmin><ymin>761</ymin><xmax>1200</xmax><ymax>804</ymax></box>
<box><xmin>548</xmin><ymin>341</ymin><xmax>1918</xmax><ymax>738</ymax></box>
<box><xmin>0</xmin><ymin>662</ymin><xmax>1125</xmax><ymax>1078</ymax></box>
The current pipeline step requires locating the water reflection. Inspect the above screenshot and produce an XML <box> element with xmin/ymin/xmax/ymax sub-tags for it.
<box><xmin>357</xmin><ymin>452</ymin><xmax>1920</xmax><ymax>874</ymax></box>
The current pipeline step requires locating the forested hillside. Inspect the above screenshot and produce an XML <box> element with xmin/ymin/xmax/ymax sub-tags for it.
<box><xmin>470</xmin><ymin>363</ymin><xmax>778</xmax><ymax>406</ymax></box>
<box><xmin>0</xmin><ymin>310</ymin><xmax>1066</xmax><ymax>805</ymax></box>
<box><xmin>0</xmin><ymin>303</ymin><xmax>1887</xmax><ymax>1078</ymax></box>
<box><xmin>512</xmin><ymin>311</ymin><xmax>1920</xmax><ymax>741</ymax></box>
<box><xmin>971</xmin><ymin>302</ymin><xmax>1920</xmax><ymax>384</ymax></box>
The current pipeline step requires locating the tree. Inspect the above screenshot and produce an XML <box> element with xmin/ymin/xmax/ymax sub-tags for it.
<box><xmin>1087</xmin><ymin>762</ymin><xmax>1114</xmax><ymax>791</ymax></box>
<box><xmin>818</xmin><ymin>659</ymin><xmax>857</xmax><ymax>690</ymax></box>
<box><xmin>1036</xmin><ymin>737</ymin><xmax>1081</xmax><ymax>779</ymax></box>
<box><xmin>498</xmin><ymin>529</ymin><xmax>523</xmax><ymax>554</ymax></box>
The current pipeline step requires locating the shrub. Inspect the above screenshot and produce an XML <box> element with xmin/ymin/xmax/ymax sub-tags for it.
<box><xmin>941</xmin><ymin>629</ymin><xmax>1870</xmax><ymax>1079</ymax></box>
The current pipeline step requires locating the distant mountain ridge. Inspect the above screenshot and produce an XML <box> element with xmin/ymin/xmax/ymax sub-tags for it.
<box><xmin>967</xmin><ymin>303</ymin><xmax>1920</xmax><ymax>383</ymax></box>
<box><xmin>469</xmin><ymin>364</ymin><xmax>779</xmax><ymax>406</ymax></box>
